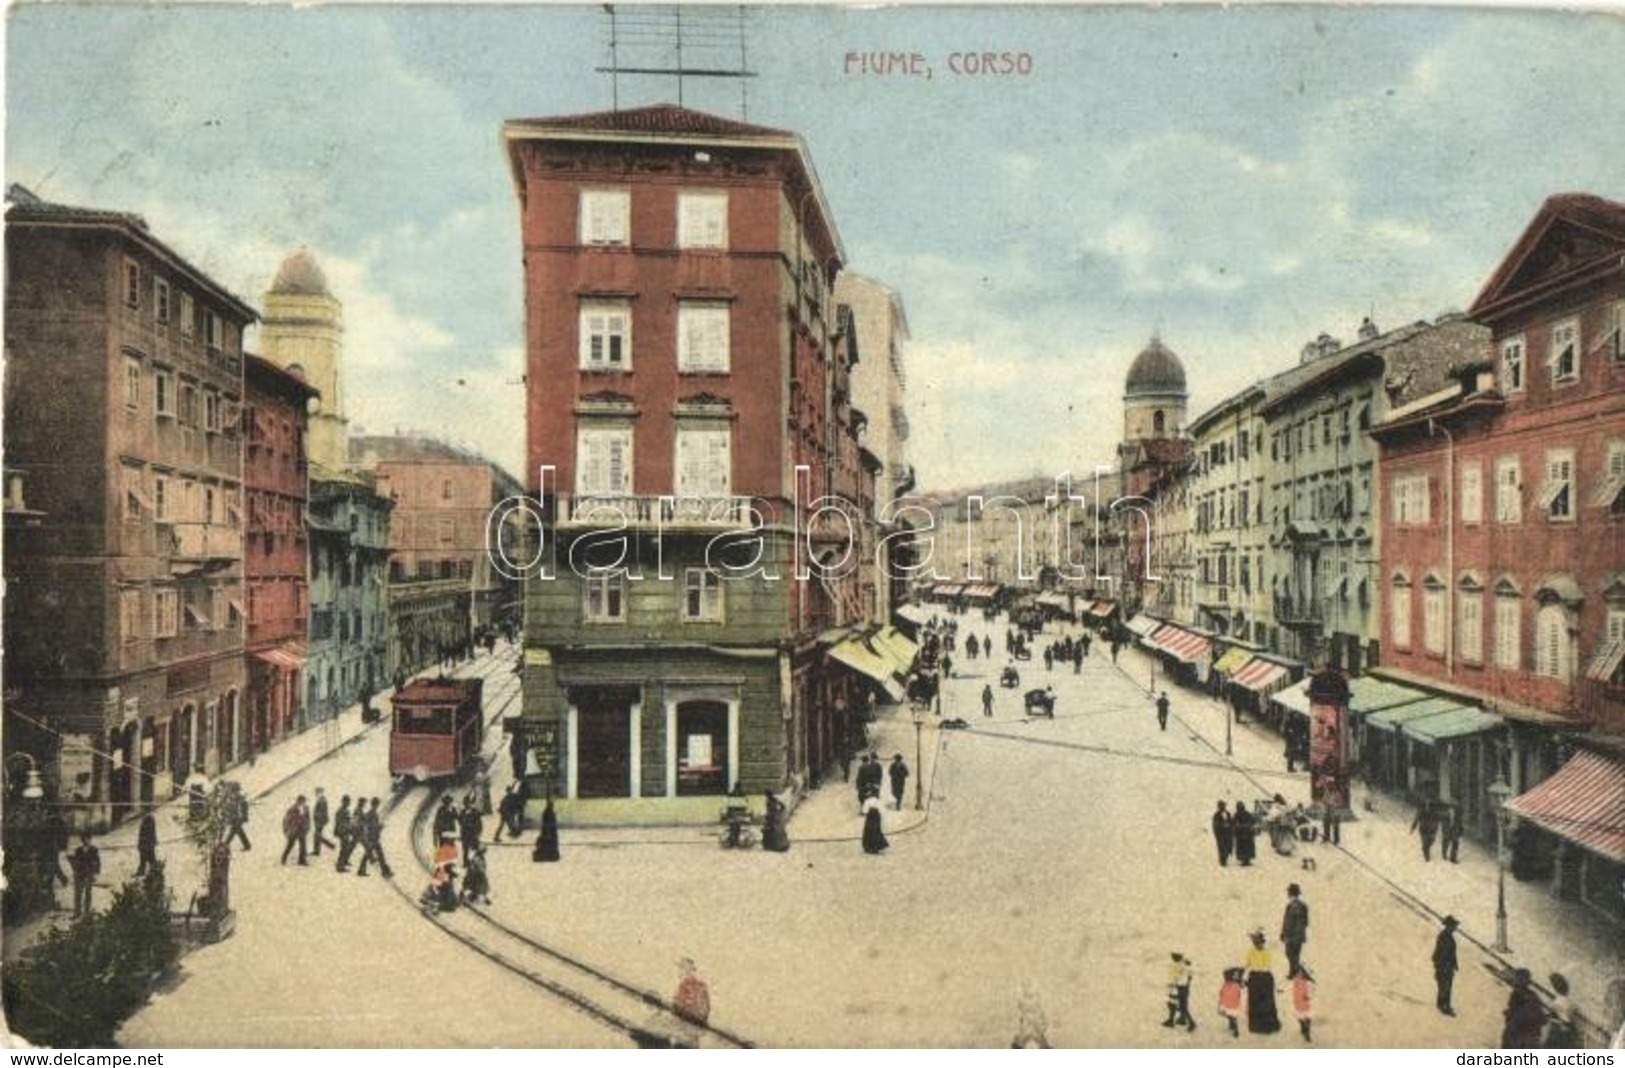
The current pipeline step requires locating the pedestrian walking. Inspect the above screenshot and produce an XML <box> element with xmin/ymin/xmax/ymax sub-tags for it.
<box><xmin>1163</xmin><ymin>952</ymin><xmax>1196</xmax><ymax>1031</ymax></box>
<box><xmin>1320</xmin><ymin>802</ymin><xmax>1341</xmax><ymax>846</ymax></box>
<box><xmin>982</xmin><ymin>635</ymin><xmax>991</xmax><ymax>659</ymax></box>
<box><xmin>1073</xmin><ymin>646</ymin><xmax>1083</xmax><ymax>674</ymax></box>
<box><xmin>1502</xmin><ymin>968</ymin><xmax>1546</xmax><ymax>1049</ymax></box>
<box><xmin>1291</xmin><ymin>965</ymin><xmax>1315</xmax><ymax>1042</ymax></box>
<box><xmin>861</xmin><ymin>751</ymin><xmax>884</xmax><ymax>804</ymax></box>
<box><xmin>495</xmin><ymin>782</ymin><xmax>523</xmax><ymax>841</ymax></box>
<box><xmin>761</xmin><ymin>790</ymin><xmax>790</xmax><ymax>852</ymax></box>
<box><xmin>433</xmin><ymin>794</ymin><xmax>458</xmax><ymax>842</ymax></box>
<box><xmin>838</xmin><ymin>742</ymin><xmax>853</xmax><ymax>783</ymax></box>
<box><xmin>226</xmin><ymin>783</ymin><xmax>252</xmax><ymax>851</ymax></box>
<box><xmin>854</xmin><ymin>754</ymin><xmax>872</xmax><ymax>811</ymax></box>
<box><xmin>1441</xmin><ymin>805</ymin><xmax>1462</xmax><ymax>863</ymax></box>
<box><xmin>1011</xmin><ymin>981</ymin><xmax>1053</xmax><ymax>1048</ymax></box>
<box><xmin>459</xmin><ymin>796</ymin><xmax>484</xmax><ymax>864</ymax></box>
<box><xmin>334</xmin><ymin>795</ymin><xmax>357</xmax><ymax>872</ymax></box>
<box><xmin>69</xmin><ymin>833</ymin><xmax>100</xmax><ymax>916</ymax></box>
<box><xmin>280</xmin><ymin>794</ymin><xmax>310</xmax><ymax>866</ymax></box>
<box><xmin>1232</xmin><ymin>801</ymin><xmax>1257</xmax><ymax>866</ymax></box>
<box><xmin>356</xmin><ymin>797</ymin><xmax>393</xmax><ymax>878</ymax></box>
<box><xmin>888</xmin><ymin>754</ymin><xmax>910</xmax><ymax>811</ymax></box>
<box><xmin>1156</xmin><ymin>691</ymin><xmax>1171</xmax><ymax>731</ymax></box>
<box><xmin>1044</xmin><ymin>647</ymin><xmax>1054</xmax><ymax>672</ymax></box>
<box><xmin>136</xmin><ymin>811</ymin><xmax>159</xmax><ymax>876</ymax></box>
<box><xmin>982</xmin><ymin>684</ymin><xmax>995</xmax><ymax>718</ymax></box>
<box><xmin>1543</xmin><ymin>973</ymin><xmax>1579</xmax><ymax>1048</ymax></box>
<box><xmin>1211</xmin><ymin>801</ymin><xmax>1234</xmax><ymax>867</ymax></box>
<box><xmin>861</xmin><ymin>794</ymin><xmax>889</xmax><ymax>855</ymax></box>
<box><xmin>311</xmin><ymin>787</ymin><xmax>337</xmax><ymax>857</ymax></box>
<box><xmin>1243</xmin><ymin>929</ymin><xmax>1281</xmax><ymax>1034</ymax></box>
<box><xmin>1217</xmin><ymin>967</ymin><xmax>1245</xmax><ymax>1038</ymax></box>
<box><xmin>461</xmin><ymin>845</ymin><xmax>492</xmax><ymax>905</ymax></box>
<box><xmin>533</xmin><ymin>796</ymin><xmax>561</xmax><ymax>862</ymax></box>
<box><xmin>1280</xmin><ymin>883</ymin><xmax>1309</xmax><ymax>978</ymax></box>
<box><xmin>1432</xmin><ymin>915</ymin><xmax>1460</xmax><ymax>1015</ymax></box>
<box><xmin>1410</xmin><ymin>802</ymin><xmax>1439</xmax><ymax>861</ymax></box>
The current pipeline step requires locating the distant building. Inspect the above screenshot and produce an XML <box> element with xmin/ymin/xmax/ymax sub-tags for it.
<box><xmin>503</xmin><ymin>103</ymin><xmax>870</xmax><ymax>816</ymax></box>
<box><xmin>1116</xmin><ymin>335</ymin><xmax>1195</xmax><ymax>623</ymax></box>
<box><xmin>350</xmin><ymin>435</ymin><xmax>522</xmax><ymax>677</ymax></box>
<box><xmin>4</xmin><ymin>185</ymin><xmax>255</xmax><ymax>824</ymax></box>
<box><xmin>261</xmin><ymin>249</ymin><xmax>348</xmax><ymax>471</ymax></box>
<box><xmin>243</xmin><ymin>354</ymin><xmax>316</xmax><ymax>751</ymax></box>
<box><xmin>306</xmin><ymin>468</ymin><xmax>392</xmax><ymax>717</ymax></box>
<box><xmin>837</xmin><ymin>273</ymin><xmax>915</xmax><ymax>617</ymax></box>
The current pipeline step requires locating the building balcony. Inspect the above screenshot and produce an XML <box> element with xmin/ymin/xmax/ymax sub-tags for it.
<box><xmin>556</xmin><ymin>493</ymin><xmax>753</xmax><ymax>530</ymax></box>
<box><xmin>159</xmin><ymin>522</ymin><xmax>241</xmax><ymax>565</ymax></box>
<box><xmin>1274</xmin><ymin>595</ymin><xmax>1324</xmax><ymax>627</ymax></box>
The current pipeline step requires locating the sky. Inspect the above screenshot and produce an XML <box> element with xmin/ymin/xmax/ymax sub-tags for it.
<box><xmin>7</xmin><ymin>3</ymin><xmax>1625</xmax><ymax>489</ymax></box>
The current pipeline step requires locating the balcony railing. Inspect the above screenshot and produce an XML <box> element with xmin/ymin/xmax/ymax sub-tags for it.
<box><xmin>557</xmin><ymin>494</ymin><xmax>753</xmax><ymax>529</ymax></box>
<box><xmin>1274</xmin><ymin>595</ymin><xmax>1324</xmax><ymax>626</ymax></box>
<box><xmin>162</xmin><ymin>522</ymin><xmax>241</xmax><ymax>562</ymax></box>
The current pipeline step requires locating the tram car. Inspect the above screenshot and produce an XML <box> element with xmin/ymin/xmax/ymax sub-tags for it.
<box><xmin>389</xmin><ymin>677</ymin><xmax>484</xmax><ymax>784</ymax></box>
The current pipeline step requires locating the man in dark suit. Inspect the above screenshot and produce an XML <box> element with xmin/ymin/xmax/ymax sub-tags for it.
<box><xmin>1432</xmin><ymin>915</ymin><xmax>1459</xmax><ymax>1015</ymax></box>
<box><xmin>69</xmin><ymin>834</ymin><xmax>101</xmax><ymax>916</ymax></box>
<box><xmin>1280</xmin><ymin>883</ymin><xmax>1309</xmax><ymax>977</ymax></box>
<box><xmin>136</xmin><ymin>811</ymin><xmax>159</xmax><ymax>876</ymax></box>
<box><xmin>311</xmin><ymin>787</ymin><xmax>337</xmax><ymax>857</ymax></box>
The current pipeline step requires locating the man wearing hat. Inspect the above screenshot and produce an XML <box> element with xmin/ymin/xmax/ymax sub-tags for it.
<box><xmin>1280</xmin><ymin>883</ymin><xmax>1309</xmax><ymax>978</ymax></box>
<box><xmin>888</xmin><ymin>754</ymin><xmax>910</xmax><ymax>811</ymax></box>
<box><xmin>1432</xmin><ymin>915</ymin><xmax>1460</xmax><ymax>1015</ymax></box>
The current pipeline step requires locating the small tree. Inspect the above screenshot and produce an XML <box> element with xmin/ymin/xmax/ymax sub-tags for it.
<box><xmin>1</xmin><ymin>865</ymin><xmax>176</xmax><ymax>1047</ymax></box>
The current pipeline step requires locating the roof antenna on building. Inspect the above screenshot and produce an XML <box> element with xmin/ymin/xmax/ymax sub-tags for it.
<box><xmin>595</xmin><ymin>5</ymin><xmax>756</xmax><ymax>118</ymax></box>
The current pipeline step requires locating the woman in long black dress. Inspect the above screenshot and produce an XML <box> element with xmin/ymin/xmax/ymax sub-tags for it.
<box><xmin>1244</xmin><ymin>929</ymin><xmax>1281</xmax><ymax>1033</ymax></box>
<box><xmin>762</xmin><ymin>790</ymin><xmax>790</xmax><ymax>852</ymax></box>
<box><xmin>861</xmin><ymin>796</ymin><xmax>888</xmax><ymax>855</ymax></box>
<box><xmin>1233</xmin><ymin>799</ymin><xmax>1258</xmax><ymax>866</ymax></box>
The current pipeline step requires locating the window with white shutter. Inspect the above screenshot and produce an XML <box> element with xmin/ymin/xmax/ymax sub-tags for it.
<box><xmin>1423</xmin><ymin>579</ymin><xmax>1445</xmax><ymax>655</ymax></box>
<box><xmin>580</xmin><ymin>190</ymin><xmax>630</xmax><ymax>246</ymax></box>
<box><xmin>677</xmin><ymin>192</ymin><xmax>728</xmax><ymax>250</ymax></box>
<box><xmin>579</xmin><ymin>302</ymin><xmax>631</xmax><ymax>370</ymax></box>
<box><xmin>677</xmin><ymin>303</ymin><xmax>730</xmax><ymax>373</ymax></box>
<box><xmin>1595</xmin><ymin>440</ymin><xmax>1625</xmax><ymax>516</ymax></box>
<box><xmin>1535</xmin><ymin>604</ymin><xmax>1571</xmax><ymax>680</ymax></box>
<box><xmin>583</xmin><ymin>572</ymin><xmax>626</xmax><ymax>622</ymax></box>
<box><xmin>1501</xmin><ymin>336</ymin><xmax>1525</xmax><ymax>392</ymax></box>
<box><xmin>1539</xmin><ymin>448</ymin><xmax>1575</xmax><ymax>521</ymax></box>
<box><xmin>1495</xmin><ymin>593</ymin><xmax>1521</xmax><ymax>670</ymax></box>
<box><xmin>1549</xmin><ymin>318</ymin><xmax>1579</xmax><ymax>384</ymax></box>
<box><xmin>576</xmin><ymin>426</ymin><xmax>633</xmax><ymax>496</ymax></box>
<box><xmin>1459</xmin><ymin>592</ymin><xmax>1483</xmax><ymax>664</ymax></box>
<box><xmin>1391</xmin><ymin>577</ymin><xmax>1412</xmax><ymax>649</ymax></box>
<box><xmin>1608</xmin><ymin>302</ymin><xmax>1624</xmax><ymax>362</ymax></box>
<box><xmin>1495</xmin><ymin>457</ymin><xmax>1521</xmax><ymax>524</ymax></box>
<box><xmin>683</xmin><ymin>568</ymin><xmax>723</xmax><ymax>621</ymax></box>
<box><xmin>675</xmin><ymin>425</ymin><xmax>731</xmax><ymax>499</ymax></box>
<box><xmin>1460</xmin><ymin>462</ymin><xmax>1482</xmax><ymax>525</ymax></box>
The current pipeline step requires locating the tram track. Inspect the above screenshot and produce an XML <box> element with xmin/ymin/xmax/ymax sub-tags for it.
<box><xmin>380</xmin><ymin>658</ymin><xmax>754</xmax><ymax>1049</ymax></box>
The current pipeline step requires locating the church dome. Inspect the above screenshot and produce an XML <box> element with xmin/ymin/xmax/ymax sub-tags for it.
<box><xmin>270</xmin><ymin>248</ymin><xmax>330</xmax><ymax>297</ymax></box>
<box><xmin>1125</xmin><ymin>335</ymin><xmax>1187</xmax><ymax>398</ymax></box>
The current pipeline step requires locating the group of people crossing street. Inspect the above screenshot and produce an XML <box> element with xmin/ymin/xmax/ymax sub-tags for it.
<box><xmin>279</xmin><ymin>789</ymin><xmax>392</xmax><ymax>878</ymax></box>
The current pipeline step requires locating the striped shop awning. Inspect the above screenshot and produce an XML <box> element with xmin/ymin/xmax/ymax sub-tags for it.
<box><xmin>1151</xmin><ymin>625</ymin><xmax>1211</xmax><ymax>664</ymax></box>
<box><xmin>1506</xmin><ymin>749</ymin><xmax>1625</xmax><ymax>863</ymax></box>
<box><xmin>1231</xmin><ymin>657</ymin><xmax>1290</xmax><ymax>695</ymax></box>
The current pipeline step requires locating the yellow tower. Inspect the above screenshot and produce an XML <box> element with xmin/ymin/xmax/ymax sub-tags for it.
<box><xmin>261</xmin><ymin>249</ymin><xmax>347</xmax><ymax>471</ymax></box>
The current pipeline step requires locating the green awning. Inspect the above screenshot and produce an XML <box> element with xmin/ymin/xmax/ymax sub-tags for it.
<box><xmin>1401</xmin><ymin>706</ymin><xmax>1503</xmax><ymax>744</ymax></box>
<box><xmin>1213</xmin><ymin>647</ymin><xmax>1254</xmax><ymax>675</ymax></box>
<box><xmin>1271</xmin><ymin>678</ymin><xmax>1313</xmax><ymax>719</ymax></box>
<box><xmin>1348</xmin><ymin>676</ymin><xmax>1436</xmax><ymax>718</ymax></box>
<box><xmin>1366</xmin><ymin>697</ymin><xmax>1470</xmax><ymax>733</ymax></box>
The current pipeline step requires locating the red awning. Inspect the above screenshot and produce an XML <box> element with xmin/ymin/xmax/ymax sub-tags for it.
<box><xmin>1150</xmin><ymin>625</ymin><xmax>1210</xmax><ymax>664</ymax></box>
<box><xmin>1506</xmin><ymin>749</ymin><xmax>1625</xmax><ymax>863</ymax></box>
<box><xmin>252</xmin><ymin>644</ymin><xmax>306</xmax><ymax>672</ymax></box>
<box><xmin>1232</xmin><ymin>658</ymin><xmax>1290</xmax><ymax>695</ymax></box>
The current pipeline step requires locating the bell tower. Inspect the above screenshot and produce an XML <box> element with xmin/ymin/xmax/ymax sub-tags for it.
<box><xmin>261</xmin><ymin>249</ymin><xmax>347</xmax><ymax>471</ymax></box>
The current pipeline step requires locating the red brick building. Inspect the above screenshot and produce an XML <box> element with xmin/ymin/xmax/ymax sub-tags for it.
<box><xmin>1373</xmin><ymin>193</ymin><xmax>1624</xmax><ymax>916</ymax></box>
<box><xmin>503</xmin><ymin>104</ymin><xmax>872</xmax><ymax>818</ymax></box>
<box><xmin>4</xmin><ymin>186</ymin><xmax>256</xmax><ymax>825</ymax></box>
<box><xmin>243</xmin><ymin>354</ymin><xmax>315</xmax><ymax>755</ymax></box>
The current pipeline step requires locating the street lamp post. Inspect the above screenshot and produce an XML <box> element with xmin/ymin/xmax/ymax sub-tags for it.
<box><xmin>912</xmin><ymin>708</ymin><xmax>924</xmax><ymax>811</ymax></box>
<box><xmin>1488</xmin><ymin>777</ymin><xmax>1513</xmax><ymax>953</ymax></box>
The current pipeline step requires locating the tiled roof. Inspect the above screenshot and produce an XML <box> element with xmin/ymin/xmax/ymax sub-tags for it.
<box><xmin>511</xmin><ymin>103</ymin><xmax>793</xmax><ymax>140</ymax></box>
<box><xmin>5</xmin><ymin>183</ymin><xmax>148</xmax><ymax>230</ymax></box>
